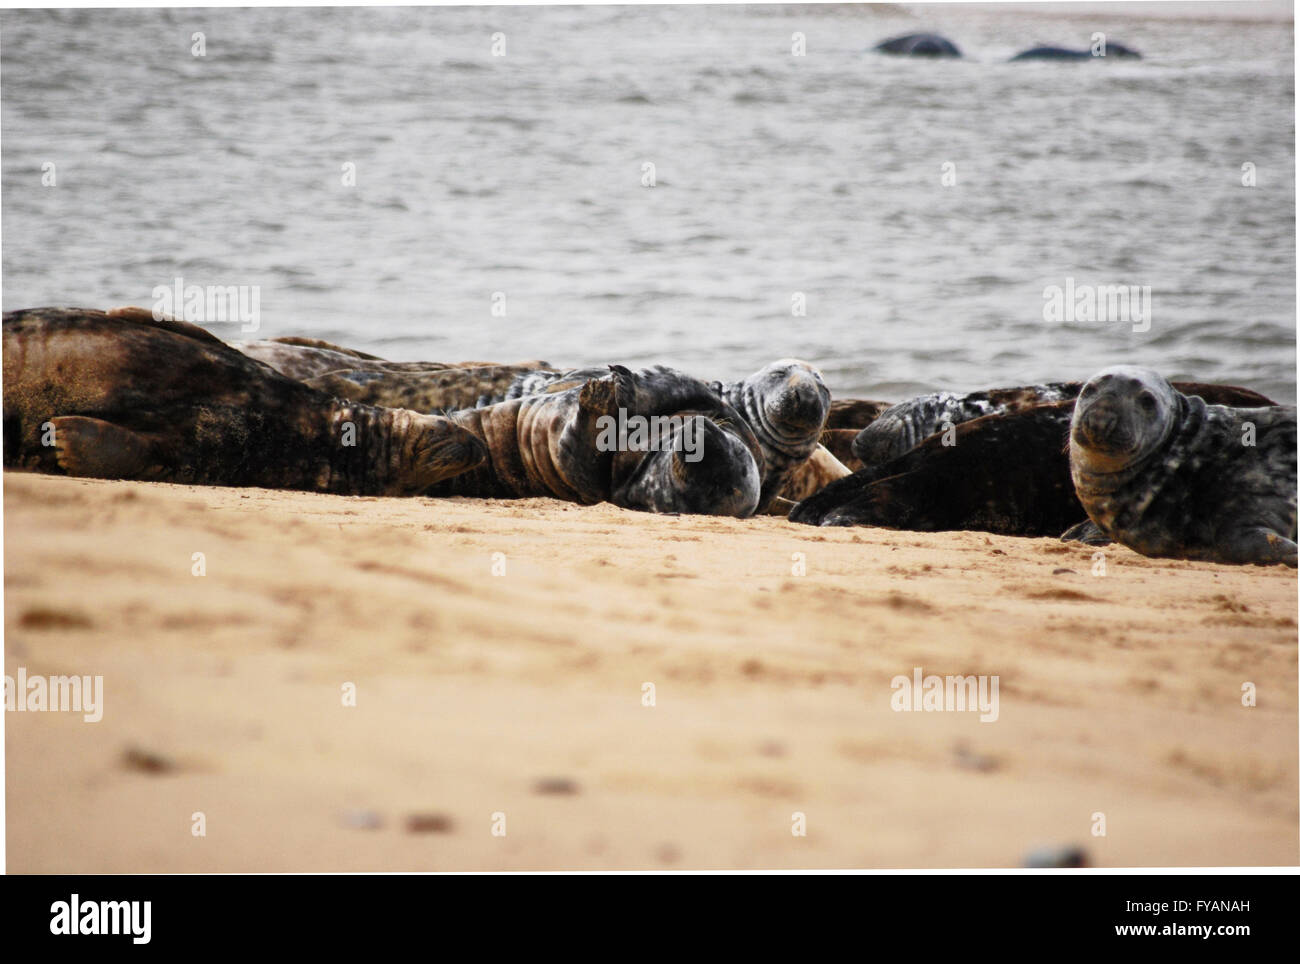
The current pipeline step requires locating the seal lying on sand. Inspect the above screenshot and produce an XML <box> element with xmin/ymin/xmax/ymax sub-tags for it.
<box><xmin>428</xmin><ymin>365</ymin><xmax>764</xmax><ymax>517</ymax></box>
<box><xmin>1010</xmin><ymin>43</ymin><xmax>1141</xmax><ymax>61</ymax></box>
<box><xmin>1069</xmin><ymin>366</ymin><xmax>1297</xmax><ymax>567</ymax></box>
<box><xmin>874</xmin><ymin>33</ymin><xmax>962</xmax><ymax>57</ymax></box>
<box><xmin>791</xmin><ymin>379</ymin><xmax>1278</xmax><ymax>537</ymax></box>
<box><xmin>3</xmin><ymin>307</ymin><xmax>487</xmax><ymax>495</ymax></box>
<box><xmin>852</xmin><ymin>381</ymin><xmax>1274</xmax><ymax>468</ymax></box>
<box><xmin>792</xmin><ymin>402</ymin><xmax>1085</xmax><ymax>534</ymax></box>
<box><xmin>477</xmin><ymin>360</ymin><xmax>832</xmax><ymax>512</ymax></box>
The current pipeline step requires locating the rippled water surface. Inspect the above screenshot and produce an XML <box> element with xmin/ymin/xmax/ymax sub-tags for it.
<box><xmin>2</xmin><ymin>4</ymin><xmax>1295</xmax><ymax>401</ymax></box>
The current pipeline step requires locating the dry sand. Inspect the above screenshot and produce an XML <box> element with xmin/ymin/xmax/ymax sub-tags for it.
<box><xmin>3</xmin><ymin>470</ymin><xmax>1296</xmax><ymax>871</ymax></box>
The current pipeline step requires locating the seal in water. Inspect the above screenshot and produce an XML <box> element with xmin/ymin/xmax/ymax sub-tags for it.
<box><xmin>2</xmin><ymin>307</ymin><xmax>487</xmax><ymax>496</ymax></box>
<box><xmin>1069</xmin><ymin>366</ymin><xmax>1297</xmax><ymax>567</ymax></box>
<box><xmin>1010</xmin><ymin>43</ymin><xmax>1140</xmax><ymax>61</ymax></box>
<box><xmin>428</xmin><ymin>365</ymin><xmax>765</xmax><ymax>517</ymax></box>
<box><xmin>790</xmin><ymin>379</ymin><xmax>1279</xmax><ymax>537</ymax></box>
<box><xmin>874</xmin><ymin>33</ymin><xmax>962</xmax><ymax>57</ymax></box>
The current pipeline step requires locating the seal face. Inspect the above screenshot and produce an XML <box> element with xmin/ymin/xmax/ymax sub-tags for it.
<box><xmin>3</xmin><ymin>308</ymin><xmax>487</xmax><ymax>496</ymax></box>
<box><xmin>1070</xmin><ymin>366</ymin><xmax>1297</xmax><ymax>566</ymax></box>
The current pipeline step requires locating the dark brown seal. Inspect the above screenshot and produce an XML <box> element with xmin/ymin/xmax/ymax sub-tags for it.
<box><xmin>3</xmin><ymin>307</ymin><xmax>486</xmax><ymax>495</ymax></box>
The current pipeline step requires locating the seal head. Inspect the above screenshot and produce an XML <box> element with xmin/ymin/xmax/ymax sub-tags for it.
<box><xmin>716</xmin><ymin>359</ymin><xmax>831</xmax><ymax>511</ymax></box>
<box><xmin>1070</xmin><ymin>365</ymin><xmax>1180</xmax><ymax>473</ymax></box>
<box><xmin>611</xmin><ymin>413</ymin><xmax>761</xmax><ymax>517</ymax></box>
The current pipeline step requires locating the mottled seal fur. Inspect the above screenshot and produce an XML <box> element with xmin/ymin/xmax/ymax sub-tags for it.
<box><xmin>3</xmin><ymin>307</ymin><xmax>486</xmax><ymax>495</ymax></box>
<box><xmin>229</xmin><ymin>339</ymin><xmax>452</xmax><ymax>380</ymax></box>
<box><xmin>231</xmin><ymin>337</ymin><xmax>549</xmax><ymax>383</ymax></box>
<box><xmin>428</xmin><ymin>365</ymin><xmax>764</xmax><ymax>517</ymax></box>
<box><xmin>826</xmin><ymin>398</ymin><xmax>892</xmax><ymax>430</ymax></box>
<box><xmin>791</xmin><ymin>380</ymin><xmax>1279</xmax><ymax>536</ymax></box>
<box><xmin>268</xmin><ymin>336</ymin><xmax>385</xmax><ymax>360</ymax></box>
<box><xmin>875</xmin><ymin>33</ymin><xmax>962</xmax><ymax>57</ymax></box>
<box><xmin>854</xmin><ymin>383</ymin><xmax>1078</xmax><ymax>466</ymax></box>
<box><xmin>761</xmin><ymin>445</ymin><xmax>852</xmax><ymax>513</ymax></box>
<box><xmin>304</xmin><ymin>365</ymin><xmax>547</xmax><ymax>415</ymax></box>
<box><xmin>1070</xmin><ymin>366</ymin><xmax>1296</xmax><ymax>567</ymax></box>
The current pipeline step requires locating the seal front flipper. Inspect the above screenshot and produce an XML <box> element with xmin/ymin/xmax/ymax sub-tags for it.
<box><xmin>1215</xmin><ymin>526</ymin><xmax>1299</xmax><ymax>568</ymax></box>
<box><xmin>1059</xmin><ymin>519</ymin><xmax>1112</xmax><ymax>545</ymax></box>
<box><xmin>48</xmin><ymin>416</ymin><xmax>160</xmax><ymax>480</ymax></box>
<box><xmin>554</xmin><ymin>371</ymin><xmax>627</xmax><ymax>502</ymax></box>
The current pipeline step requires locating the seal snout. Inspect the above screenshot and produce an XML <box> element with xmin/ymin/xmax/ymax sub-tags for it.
<box><xmin>759</xmin><ymin>363</ymin><xmax>830</xmax><ymax>440</ymax></box>
<box><xmin>773</xmin><ymin>377</ymin><xmax>829</xmax><ymax>429</ymax></box>
<box><xmin>1076</xmin><ymin>402</ymin><xmax>1121</xmax><ymax>446</ymax></box>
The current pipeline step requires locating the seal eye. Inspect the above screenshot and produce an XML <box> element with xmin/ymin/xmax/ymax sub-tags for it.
<box><xmin>1137</xmin><ymin>391</ymin><xmax>1157</xmax><ymax>414</ymax></box>
<box><xmin>1081</xmin><ymin>384</ymin><xmax>1097</xmax><ymax>398</ymax></box>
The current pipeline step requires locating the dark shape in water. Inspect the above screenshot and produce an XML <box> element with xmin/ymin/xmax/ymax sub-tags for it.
<box><xmin>1010</xmin><ymin>43</ymin><xmax>1141</xmax><ymax>61</ymax></box>
<box><xmin>874</xmin><ymin>33</ymin><xmax>962</xmax><ymax>58</ymax></box>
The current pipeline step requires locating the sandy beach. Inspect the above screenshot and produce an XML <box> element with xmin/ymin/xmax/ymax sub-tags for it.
<box><xmin>3</xmin><ymin>469</ymin><xmax>1295</xmax><ymax>871</ymax></box>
